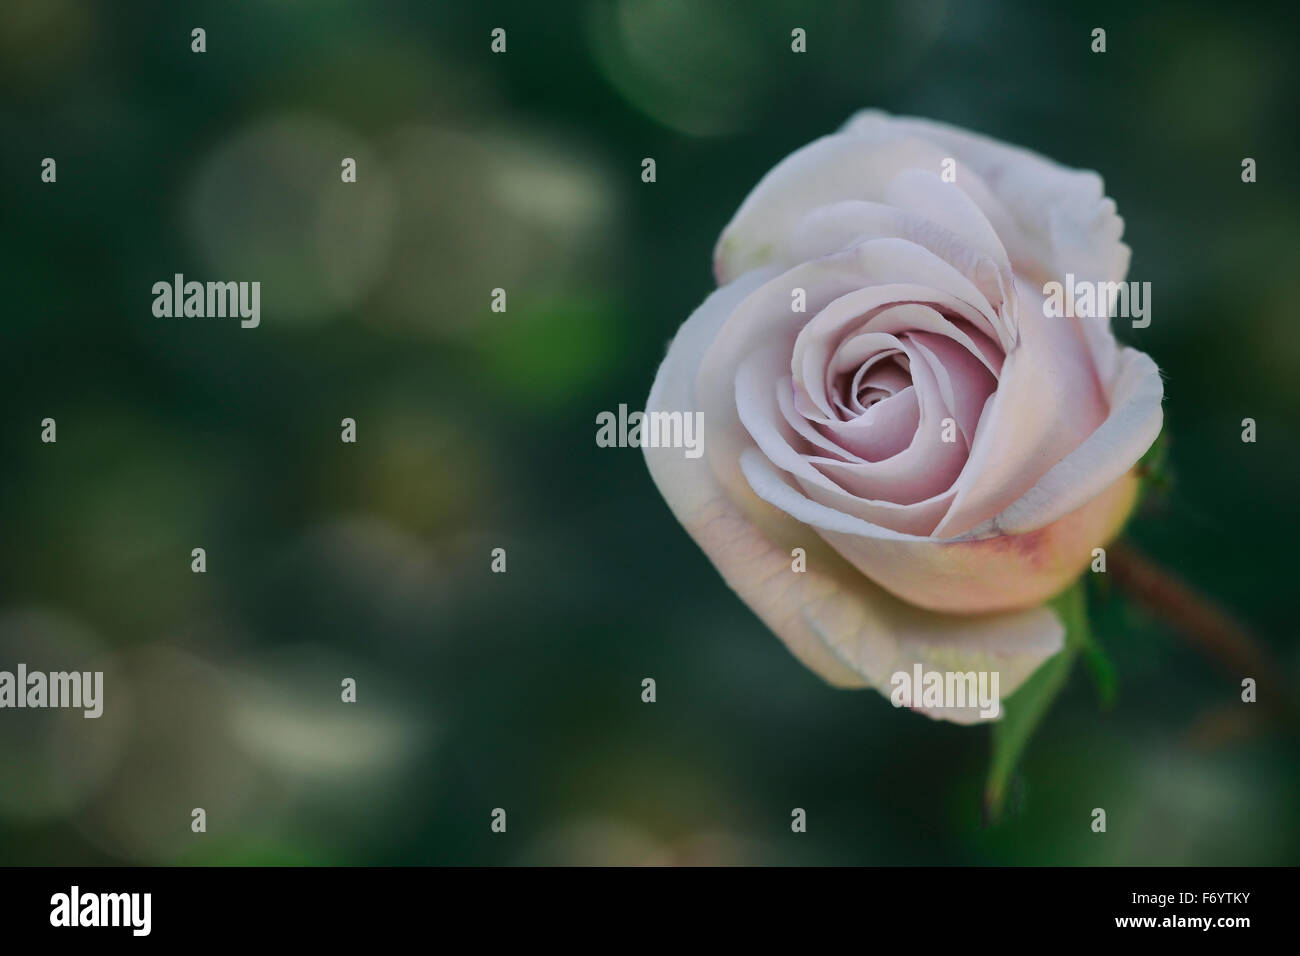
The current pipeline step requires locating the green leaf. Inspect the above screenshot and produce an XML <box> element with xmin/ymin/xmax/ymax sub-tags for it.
<box><xmin>983</xmin><ymin>581</ymin><xmax>1090</xmax><ymax>824</ymax></box>
<box><xmin>1073</xmin><ymin>573</ymin><xmax>1118</xmax><ymax>707</ymax></box>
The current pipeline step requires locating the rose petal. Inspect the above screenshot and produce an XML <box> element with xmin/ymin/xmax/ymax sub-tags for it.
<box><xmin>644</xmin><ymin>278</ymin><xmax>1067</xmax><ymax>714</ymax></box>
<box><xmin>786</xmin><ymin>201</ymin><xmax>1012</xmax><ymax>317</ymax></box>
<box><xmin>968</xmin><ymin>345</ymin><xmax>1163</xmax><ymax>537</ymax></box>
<box><xmin>844</xmin><ymin>110</ymin><xmax>1130</xmax><ymax>286</ymax></box>
<box><xmin>697</xmin><ymin>242</ymin><xmax>1007</xmax><ymax>508</ymax></box>
<box><xmin>742</xmin><ymin>447</ymin><xmax>1141</xmax><ymax>613</ymax></box>
<box><xmin>933</xmin><ymin>280</ymin><xmax>1110</xmax><ymax>538</ymax></box>
<box><xmin>714</xmin><ymin>126</ymin><xmax>1024</xmax><ymax>292</ymax></box>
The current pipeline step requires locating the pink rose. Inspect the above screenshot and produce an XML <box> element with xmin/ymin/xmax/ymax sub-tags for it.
<box><xmin>644</xmin><ymin>111</ymin><xmax>1163</xmax><ymax>722</ymax></box>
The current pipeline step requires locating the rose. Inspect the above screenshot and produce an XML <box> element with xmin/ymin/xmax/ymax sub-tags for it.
<box><xmin>643</xmin><ymin>111</ymin><xmax>1163</xmax><ymax>723</ymax></box>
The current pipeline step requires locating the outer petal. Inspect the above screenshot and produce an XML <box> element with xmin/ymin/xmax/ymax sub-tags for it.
<box><xmin>743</xmin><ymin>447</ymin><xmax>1141</xmax><ymax>614</ymax></box>
<box><xmin>969</xmin><ymin>346</ymin><xmax>1164</xmax><ymax>536</ymax></box>
<box><xmin>786</xmin><ymin>200</ymin><xmax>1012</xmax><ymax>318</ymax></box>
<box><xmin>714</xmin><ymin>131</ymin><xmax>1020</xmax><ymax>287</ymax></box>
<box><xmin>715</xmin><ymin>110</ymin><xmax>1129</xmax><ymax>291</ymax></box>
<box><xmin>644</xmin><ymin>276</ymin><xmax>1066</xmax><ymax>718</ymax></box>
<box><xmin>844</xmin><ymin>111</ymin><xmax>1130</xmax><ymax>286</ymax></box>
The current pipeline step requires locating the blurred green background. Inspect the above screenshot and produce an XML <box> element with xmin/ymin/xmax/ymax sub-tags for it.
<box><xmin>1</xmin><ymin>0</ymin><xmax>1297</xmax><ymax>865</ymax></box>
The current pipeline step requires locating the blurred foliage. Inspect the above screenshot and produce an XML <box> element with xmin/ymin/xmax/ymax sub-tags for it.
<box><xmin>0</xmin><ymin>0</ymin><xmax>1297</xmax><ymax>865</ymax></box>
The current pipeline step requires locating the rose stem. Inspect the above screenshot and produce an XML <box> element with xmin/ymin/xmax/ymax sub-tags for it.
<box><xmin>1107</xmin><ymin>540</ymin><xmax>1296</xmax><ymax>726</ymax></box>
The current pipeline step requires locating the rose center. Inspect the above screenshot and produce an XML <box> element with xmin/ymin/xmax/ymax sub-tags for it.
<box><xmin>834</xmin><ymin>350</ymin><xmax>911</xmax><ymax>421</ymax></box>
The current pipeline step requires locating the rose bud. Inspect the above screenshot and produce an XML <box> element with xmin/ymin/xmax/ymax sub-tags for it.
<box><xmin>644</xmin><ymin>111</ymin><xmax>1163</xmax><ymax>723</ymax></box>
